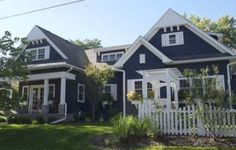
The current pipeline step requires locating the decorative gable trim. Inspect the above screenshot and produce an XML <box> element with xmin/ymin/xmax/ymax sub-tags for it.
<box><xmin>144</xmin><ymin>9</ymin><xmax>235</xmax><ymax>56</ymax></box>
<box><xmin>114</xmin><ymin>36</ymin><xmax>172</xmax><ymax>67</ymax></box>
<box><xmin>27</xmin><ymin>26</ymin><xmax>68</xmax><ymax>59</ymax></box>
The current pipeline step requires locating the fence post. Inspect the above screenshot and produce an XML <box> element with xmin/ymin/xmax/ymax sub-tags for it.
<box><xmin>196</xmin><ymin>105</ymin><xmax>205</xmax><ymax>136</ymax></box>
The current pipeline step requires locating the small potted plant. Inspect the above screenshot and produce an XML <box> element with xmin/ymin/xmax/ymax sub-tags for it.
<box><xmin>147</xmin><ymin>90</ymin><xmax>155</xmax><ymax>99</ymax></box>
<box><xmin>127</xmin><ymin>90</ymin><xmax>143</xmax><ymax>108</ymax></box>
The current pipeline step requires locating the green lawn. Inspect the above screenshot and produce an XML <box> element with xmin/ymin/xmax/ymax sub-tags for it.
<box><xmin>0</xmin><ymin>123</ymin><xmax>234</xmax><ymax>150</ymax></box>
<box><xmin>0</xmin><ymin>123</ymin><xmax>112</xmax><ymax>150</ymax></box>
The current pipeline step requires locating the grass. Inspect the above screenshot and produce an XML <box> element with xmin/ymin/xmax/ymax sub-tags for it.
<box><xmin>0</xmin><ymin>122</ymin><xmax>112</xmax><ymax>150</ymax></box>
<box><xmin>0</xmin><ymin>123</ymin><xmax>235</xmax><ymax>150</ymax></box>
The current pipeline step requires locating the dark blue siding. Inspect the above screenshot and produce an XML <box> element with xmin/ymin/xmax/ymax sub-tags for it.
<box><xmin>26</xmin><ymin>39</ymin><xmax>64</xmax><ymax>64</ymax></box>
<box><xmin>124</xmin><ymin>45</ymin><xmax>165</xmax><ymax>79</ymax></box>
<box><xmin>123</xmin><ymin>45</ymin><xmax>165</xmax><ymax>115</ymax></box>
<box><xmin>149</xmin><ymin>26</ymin><xmax>229</xmax><ymax>60</ymax></box>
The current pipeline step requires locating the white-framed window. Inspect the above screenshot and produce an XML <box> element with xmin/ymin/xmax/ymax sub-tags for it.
<box><xmin>77</xmin><ymin>84</ymin><xmax>85</xmax><ymax>103</ymax></box>
<box><xmin>101</xmin><ymin>52</ymin><xmax>124</xmax><ymax>62</ymax></box>
<box><xmin>127</xmin><ymin>79</ymin><xmax>153</xmax><ymax>98</ymax></box>
<box><xmin>139</xmin><ymin>54</ymin><xmax>146</xmax><ymax>64</ymax></box>
<box><xmin>48</xmin><ymin>84</ymin><xmax>55</xmax><ymax>100</ymax></box>
<box><xmin>22</xmin><ymin>86</ymin><xmax>29</xmax><ymax>101</ymax></box>
<box><xmin>104</xmin><ymin>84</ymin><xmax>117</xmax><ymax>101</ymax></box>
<box><xmin>26</xmin><ymin>46</ymin><xmax>50</xmax><ymax>61</ymax></box>
<box><xmin>161</xmin><ymin>31</ymin><xmax>184</xmax><ymax>47</ymax></box>
<box><xmin>179</xmin><ymin>75</ymin><xmax>225</xmax><ymax>96</ymax></box>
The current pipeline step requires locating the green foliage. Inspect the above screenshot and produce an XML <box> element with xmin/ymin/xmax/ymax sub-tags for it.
<box><xmin>187</xmin><ymin>15</ymin><xmax>236</xmax><ymax>49</ymax></box>
<box><xmin>0</xmin><ymin>31</ymin><xmax>30</xmax><ymax>117</ymax></box>
<box><xmin>84</xmin><ymin>64</ymin><xmax>114</xmax><ymax>120</ymax></box>
<box><xmin>111</xmin><ymin>114</ymin><xmax>158</xmax><ymax>143</ymax></box>
<box><xmin>47</xmin><ymin>116</ymin><xmax>58</xmax><ymax>123</ymax></box>
<box><xmin>183</xmin><ymin>66</ymin><xmax>236</xmax><ymax>140</ymax></box>
<box><xmin>127</xmin><ymin>90</ymin><xmax>143</xmax><ymax>102</ymax></box>
<box><xmin>73</xmin><ymin>38</ymin><xmax>102</xmax><ymax>50</ymax></box>
<box><xmin>100</xmin><ymin>93</ymin><xmax>113</xmax><ymax>103</ymax></box>
<box><xmin>8</xmin><ymin>115</ymin><xmax>32</xmax><ymax>124</ymax></box>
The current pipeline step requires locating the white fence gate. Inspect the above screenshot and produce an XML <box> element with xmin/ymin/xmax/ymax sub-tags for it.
<box><xmin>138</xmin><ymin>100</ymin><xmax>236</xmax><ymax>137</ymax></box>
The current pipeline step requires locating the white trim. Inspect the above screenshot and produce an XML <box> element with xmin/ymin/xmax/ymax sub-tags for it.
<box><xmin>161</xmin><ymin>31</ymin><xmax>184</xmax><ymax>47</ymax></box>
<box><xmin>114</xmin><ymin>36</ymin><xmax>172</xmax><ymax>67</ymax></box>
<box><xmin>22</xmin><ymin>86</ymin><xmax>29</xmax><ymax>100</ymax></box>
<box><xmin>27</xmin><ymin>26</ymin><xmax>68</xmax><ymax>59</ymax></box>
<box><xmin>101</xmin><ymin>51</ymin><xmax>124</xmax><ymax>62</ymax></box>
<box><xmin>90</xmin><ymin>44</ymin><xmax>131</xmax><ymax>54</ymax></box>
<box><xmin>27</xmin><ymin>72</ymin><xmax>76</xmax><ymax>81</ymax></box>
<box><xmin>27</xmin><ymin>62</ymin><xmax>84</xmax><ymax>71</ymax></box>
<box><xmin>139</xmin><ymin>54</ymin><xmax>146</xmax><ymax>64</ymax></box>
<box><xmin>166</xmin><ymin>56</ymin><xmax>236</xmax><ymax>65</ymax></box>
<box><xmin>26</xmin><ymin>46</ymin><xmax>50</xmax><ymax>61</ymax></box>
<box><xmin>144</xmin><ymin>9</ymin><xmax>235</xmax><ymax>55</ymax></box>
<box><xmin>77</xmin><ymin>84</ymin><xmax>85</xmax><ymax>103</ymax></box>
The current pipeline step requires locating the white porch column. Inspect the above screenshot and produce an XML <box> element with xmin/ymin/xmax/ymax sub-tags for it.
<box><xmin>166</xmin><ymin>74</ymin><xmax>171</xmax><ymax>109</ymax></box>
<box><xmin>174</xmin><ymin>81</ymin><xmax>179</xmax><ymax>108</ymax></box>
<box><xmin>43</xmin><ymin>79</ymin><xmax>49</xmax><ymax>105</ymax></box>
<box><xmin>42</xmin><ymin>79</ymin><xmax>49</xmax><ymax>114</ymax></box>
<box><xmin>60</xmin><ymin>77</ymin><xmax>66</xmax><ymax>105</ymax></box>
<box><xmin>142</xmin><ymin>79</ymin><xmax>147</xmax><ymax>99</ymax></box>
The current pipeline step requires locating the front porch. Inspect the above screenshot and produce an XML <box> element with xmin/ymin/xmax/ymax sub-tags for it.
<box><xmin>136</xmin><ymin>68</ymin><xmax>183</xmax><ymax>108</ymax></box>
<box><xmin>19</xmin><ymin>71</ymin><xmax>75</xmax><ymax>115</ymax></box>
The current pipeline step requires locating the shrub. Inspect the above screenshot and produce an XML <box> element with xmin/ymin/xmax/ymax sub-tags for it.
<box><xmin>35</xmin><ymin>116</ymin><xmax>44</xmax><ymax>124</ymax></box>
<box><xmin>111</xmin><ymin>114</ymin><xmax>158</xmax><ymax>143</ymax></box>
<box><xmin>8</xmin><ymin>115</ymin><xmax>32</xmax><ymax>124</ymax></box>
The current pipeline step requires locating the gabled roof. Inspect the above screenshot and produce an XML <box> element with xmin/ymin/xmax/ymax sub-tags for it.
<box><xmin>88</xmin><ymin>44</ymin><xmax>131</xmax><ymax>55</ymax></box>
<box><xmin>27</xmin><ymin>25</ymin><xmax>89</xmax><ymax>68</ymax></box>
<box><xmin>114</xmin><ymin>36</ymin><xmax>172</xmax><ymax>67</ymax></box>
<box><xmin>144</xmin><ymin>9</ymin><xmax>235</xmax><ymax>56</ymax></box>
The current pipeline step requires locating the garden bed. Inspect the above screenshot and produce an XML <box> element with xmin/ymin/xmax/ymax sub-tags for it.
<box><xmin>91</xmin><ymin>134</ymin><xmax>236</xmax><ymax>149</ymax></box>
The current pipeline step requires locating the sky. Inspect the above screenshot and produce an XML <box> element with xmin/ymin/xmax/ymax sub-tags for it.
<box><xmin>0</xmin><ymin>0</ymin><xmax>235</xmax><ymax>47</ymax></box>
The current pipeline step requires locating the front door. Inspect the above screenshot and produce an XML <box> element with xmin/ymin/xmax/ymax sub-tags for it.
<box><xmin>30</xmin><ymin>86</ymin><xmax>44</xmax><ymax>112</ymax></box>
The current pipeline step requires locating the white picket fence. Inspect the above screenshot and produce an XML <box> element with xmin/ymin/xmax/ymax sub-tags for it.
<box><xmin>138</xmin><ymin>100</ymin><xmax>236</xmax><ymax>137</ymax></box>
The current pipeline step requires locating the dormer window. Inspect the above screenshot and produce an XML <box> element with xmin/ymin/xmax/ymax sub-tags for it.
<box><xmin>169</xmin><ymin>34</ymin><xmax>176</xmax><ymax>44</ymax></box>
<box><xmin>161</xmin><ymin>31</ymin><xmax>184</xmax><ymax>47</ymax></box>
<box><xmin>101</xmin><ymin>51</ymin><xmax>124</xmax><ymax>62</ymax></box>
<box><xmin>27</xmin><ymin>46</ymin><xmax>50</xmax><ymax>61</ymax></box>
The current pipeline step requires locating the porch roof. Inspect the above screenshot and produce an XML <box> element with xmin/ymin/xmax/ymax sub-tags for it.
<box><xmin>136</xmin><ymin>68</ymin><xmax>183</xmax><ymax>81</ymax></box>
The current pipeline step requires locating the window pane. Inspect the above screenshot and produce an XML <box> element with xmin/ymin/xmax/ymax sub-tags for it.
<box><xmin>169</xmin><ymin>34</ymin><xmax>176</xmax><ymax>44</ymax></box>
<box><xmin>116</xmin><ymin>53</ymin><xmax>122</xmax><ymax>59</ymax></box>
<box><xmin>48</xmin><ymin>85</ymin><xmax>55</xmax><ymax>99</ymax></box>
<box><xmin>110</xmin><ymin>54</ymin><xmax>116</xmax><ymax>60</ymax></box>
<box><xmin>38</xmin><ymin>49</ymin><xmax>45</xmax><ymax>59</ymax></box>
<box><xmin>135</xmin><ymin>81</ymin><xmax>142</xmax><ymax>96</ymax></box>
<box><xmin>103</xmin><ymin>55</ymin><xmax>108</xmax><ymax>61</ymax></box>
<box><xmin>180</xmin><ymin>79</ymin><xmax>190</xmax><ymax>89</ymax></box>
<box><xmin>31</xmin><ymin>50</ymin><xmax>37</xmax><ymax>60</ymax></box>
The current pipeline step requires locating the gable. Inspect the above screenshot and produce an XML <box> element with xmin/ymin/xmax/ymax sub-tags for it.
<box><xmin>26</xmin><ymin>39</ymin><xmax>63</xmax><ymax>64</ymax></box>
<box><xmin>124</xmin><ymin>45</ymin><xmax>165</xmax><ymax>79</ymax></box>
<box><xmin>149</xmin><ymin>25</ymin><xmax>231</xmax><ymax>60</ymax></box>
<box><xmin>114</xmin><ymin>37</ymin><xmax>172</xmax><ymax>67</ymax></box>
<box><xmin>144</xmin><ymin>9</ymin><xmax>234</xmax><ymax>56</ymax></box>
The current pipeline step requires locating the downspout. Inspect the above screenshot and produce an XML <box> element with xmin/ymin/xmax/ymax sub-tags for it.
<box><xmin>227</xmin><ymin>61</ymin><xmax>236</xmax><ymax>96</ymax></box>
<box><xmin>51</xmin><ymin>65</ymin><xmax>73</xmax><ymax>124</ymax></box>
<box><xmin>112</xmin><ymin>67</ymin><xmax>126</xmax><ymax>116</ymax></box>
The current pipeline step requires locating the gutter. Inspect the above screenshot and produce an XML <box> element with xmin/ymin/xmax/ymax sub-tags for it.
<box><xmin>51</xmin><ymin>66</ymin><xmax>73</xmax><ymax>124</ymax></box>
<box><xmin>112</xmin><ymin>67</ymin><xmax>126</xmax><ymax>116</ymax></box>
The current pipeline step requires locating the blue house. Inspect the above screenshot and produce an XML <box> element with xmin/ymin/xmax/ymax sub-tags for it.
<box><xmin>20</xmin><ymin>9</ymin><xmax>236</xmax><ymax>119</ymax></box>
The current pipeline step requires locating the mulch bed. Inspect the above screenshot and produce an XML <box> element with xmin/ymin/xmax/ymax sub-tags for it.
<box><xmin>90</xmin><ymin>134</ymin><xmax>236</xmax><ymax>149</ymax></box>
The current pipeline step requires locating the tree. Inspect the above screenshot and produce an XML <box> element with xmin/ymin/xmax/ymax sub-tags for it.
<box><xmin>84</xmin><ymin>64</ymin><xmax>114</xmax><ymax>120</ymax></box>
<box><xmin>73</xmin><ymin>38</ymin><xmax>102</xmax><ymax>50</ymax></box>
<box><xmin>187</xmin><ymin>15</ymin><xmax>236</xmax><ymax>49</ymax></box>
<box><xmin>0</xmin><ymin>31</ymin><xmax>30</xmax><ymax>121</ymax></box>
<box><xmin>183</xmin><ymin>66</ymin><xmax>236</xmax><ymax>141</ymax></box>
